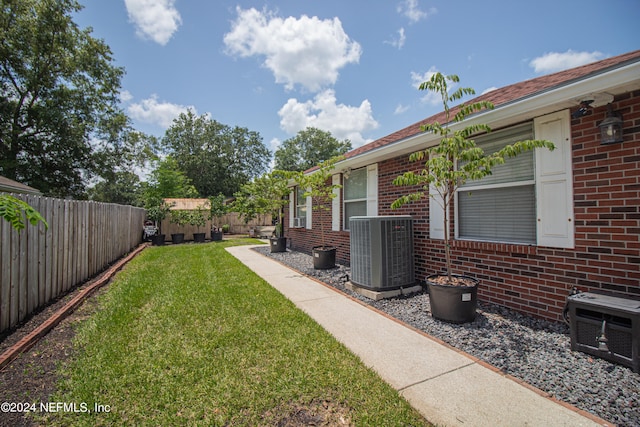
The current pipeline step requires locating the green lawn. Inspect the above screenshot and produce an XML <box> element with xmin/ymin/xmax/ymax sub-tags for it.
<box><xmin>45</xmin><ymin>239</ymin><xmax>430</xmax><ymax>426</ymax></box>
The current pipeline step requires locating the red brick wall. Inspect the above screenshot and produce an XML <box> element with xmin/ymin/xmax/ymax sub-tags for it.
<box><xmin>286</xmin><ymin>90</ymin><xmax>640</xmax><ymax>322</ymax></box>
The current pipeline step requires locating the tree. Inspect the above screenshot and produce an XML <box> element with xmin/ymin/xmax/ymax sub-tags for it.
<box><xmin>144</xmin><ymin>157</ymin><xmax>199</xmax><ymax>201</ymax></box>
<box><xmin>274</xmin><ymin>127</ymin><xmax>352</xmax><ymax>172</ymax></box>
<box><xmin>232</xmin><ymin>170</ymin><xmax>298</xmax><ymax>236</ymax></box>
<box><xmin>87</xmin><ymin>171</ymin><xmax>145</xmax><ymax>206</ymax></box>
<box><xmin>391</xmin><ymin>73</ymin><xmax>555</xmax><ymax>282</ymax></box>
<box><xmin>161</xmin><ymin>110</ymin><xmax>271</xmax><ymax>197</ymax></box>
<box><xmin>89</xmin><ymin>122</ymin><xmax>158</xmax><ymax>203</ymax></box>
<box><xmin>299</xmin><ymin>156</ymin><xmax>343</xmax><ymax>248</ymax></box>
<box><xmin>0</xmin><ymin>0</ymin><xmax>130</xmax><ymax>198</ymax></box>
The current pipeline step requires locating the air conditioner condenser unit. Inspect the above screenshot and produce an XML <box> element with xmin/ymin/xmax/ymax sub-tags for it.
<box><xmin>349</xmin><ymin>216</ymin><xmax>414</xmax><ymax>291</ymax></box>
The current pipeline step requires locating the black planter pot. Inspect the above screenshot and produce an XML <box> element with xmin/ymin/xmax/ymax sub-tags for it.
<box><xmin>270</xmin><ymin>237</ymin><xmax>287</xmax><ymax>253</ymax></box>
<box><xmin>151</xmin><ymin>234</ymin><xmax>165</xmax><ymax>246</ymax></box>
<box><xmin>171</xmin><ymin>233</ymin><xmax>185</xmax><ymax>244</ymax></box>
<box><xmin>211</xmin><ymin>230</ymin><xmax>223</xmax><ymax>241</ymax></box>
<box><xmin>193</xmin><ymin>232</ymin><xmax>206</xmax><ymax>243</ymax></box>
<box><xmin>312</xmin><ymin>246</ymin><xmax>336</xmax><ymax>269</ymax></box>
<box><xmin>426</xmin><ymin>274</ymin><xmax>478</xmax><ymax>324</ymax></box>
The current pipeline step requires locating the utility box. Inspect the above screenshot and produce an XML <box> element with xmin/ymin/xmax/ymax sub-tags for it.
<box><xmin>567</xmin><ymin>292</ymin><xmax>640</xmax><ymax>373</ymax></box>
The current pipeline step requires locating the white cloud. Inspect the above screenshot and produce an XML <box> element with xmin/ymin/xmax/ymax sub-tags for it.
<box><xmin>385</xmin><ymin>27</ymin><xmax>406</xmax><ymax>49</ymax></box>
<box><xmin>128</xmin><ymin>95</ymin><xmax>195</xmax><ymax>128</ymax></box>
<box><xmin>223</xmin><ymin>7</ymin><xmax>362</xmax><ymax>92</ymax></box>
<box><xmin>278</xmin><ymin>89</ymin><xmax>379</xmax><ymax>147</ymax></box>
<box><xmin>411</xmin><ymin>68</ymin><xmax>442</xmax><ymax>105</ymax></box>
<box><xmin>529</xmin><ymin>50</ymin><xmax>605</xmax><ymax>73</ymax></box>
<box><xmin>397</xmin><ymin>0</ymin><xmax>433</xmax><ymax>23</ymax></box>
<box><xmin>394</xmin><ymin>104</ymin><xmax>410</xmax><ymax>115</ymax></box>
<box><xmin>481</xmin><ymin>87</ymin><xmax>497</xmax><ymax>95</ymax></box>
<box><xmin>124</xmin><ymin>0</ymin><xmax>182</xmax><ymax>45</ymax></box>
<box><xmin>119</xmin><ymin>90</ymin><xmax>133</xmax><ymax>103</ymax></box>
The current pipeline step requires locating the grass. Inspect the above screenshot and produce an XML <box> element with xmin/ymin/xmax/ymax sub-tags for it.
<box><xmin>44</xmin><ymin>239</ymin><xmax>430</xmax><ymax>426</ymax></box>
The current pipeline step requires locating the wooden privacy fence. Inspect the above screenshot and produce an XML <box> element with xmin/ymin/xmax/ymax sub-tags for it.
<box><xmin>0</xmin><ymin>194</ymin><xmax>146</xmax><ymax>334</ymax></box>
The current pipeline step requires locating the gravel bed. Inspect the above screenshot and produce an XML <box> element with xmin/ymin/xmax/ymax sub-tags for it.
<box><xmin>254</xmin><ymin>246</ymin><xmax>640</xmax><ymax>426</ymax></box>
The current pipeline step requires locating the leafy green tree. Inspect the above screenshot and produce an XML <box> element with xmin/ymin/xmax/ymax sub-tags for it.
<box><xmin>299</xmin><ymin>156</ymin><xmax>343</xmax><ymax>248</ymax></box>
<box><xmin>274</xmin><ymin>127</ymin><xmax>352</xmax><ymax>172</ymax></box>
<box><xmin>0</xmin><ymin>0</ymin><xmax>130</xmax><ymax>198</ymax></box>
<box><xmin>208</xmin><ymin>193</ymin><xmax>228</xmax><ymax>230</ymax></box>
<box><xmin>161</xmin><ymin>110</ymin><xmax>270</xmax><ymax>197</ymax></box>
<box><xmin>391</xmin><ymin>73</ymin><xmax>555</xmax><ymax>281</ymax></box>
<box><xmin>232</xmin><ymin>170</ymin><xmax>298</xmax><ymax>236</ymax></box>
<box><xmin>144</xmin><ymin>157</ymin><xmax>199</xmax><ymax>201</ymax></box>
<box><xmin>87</xmin><ymin>171</ymin><xmax>144</xmax><ymax>207</ymax></box>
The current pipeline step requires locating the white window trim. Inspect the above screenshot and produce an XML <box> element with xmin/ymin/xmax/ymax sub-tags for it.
<box><xmin>332</xmin><ymin>174</ymin><xmax>340</xmax><ymax>231</ymax></box>
<box><xmin>305</xmin><ymin>188</ymin><xmax>312</xmax><ymax>229</ymax></box>
<box><xmin>366</xmin><ymin>164</ymin><xmax>378</xmax><ymax>216</ymax></box>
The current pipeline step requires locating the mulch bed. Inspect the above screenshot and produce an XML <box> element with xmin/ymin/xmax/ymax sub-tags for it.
<box><xmin>0</xmin><ymin>284</ymin><xmax>108</xmax><ymax>427</ymax></box>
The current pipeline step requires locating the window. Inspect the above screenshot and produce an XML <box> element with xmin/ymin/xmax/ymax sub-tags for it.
<box><xmin>456</xmin><ymin>123</ymin><xmax>536</xmax><ymax>244</ymax></box>
<box><xmin>430</xmin><ymin>111</ymin><xmax>574</xmax><ymax>248</ymax></box>
<box><xmin>291</xmin><ymin>164</ymin><xmax>377</xmax><ymax>232</ymax></box>
<box><xmin>294</xmin><ymin>186</ymin><xmax>307</xmax><ymax>227</ymax></box>
<box><xmin>343</xmin><ymin>167</ymin><xmax>368</xmax><ymax>230</ymax></box>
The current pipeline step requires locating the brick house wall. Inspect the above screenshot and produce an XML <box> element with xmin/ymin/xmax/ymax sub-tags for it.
<box><xmin>285</xmin><ymin>90</ymin><xmax>640</xmax><ymax>322</ymax></box>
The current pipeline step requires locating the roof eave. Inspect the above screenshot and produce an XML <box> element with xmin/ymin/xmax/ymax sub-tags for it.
<box><xmin>333</xmin><ymin>60</ymin><xmax>640</xmax><ymax>172</ymax></box>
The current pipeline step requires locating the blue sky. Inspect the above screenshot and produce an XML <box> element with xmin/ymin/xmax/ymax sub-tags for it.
<box><xmin>74</xmin><ymin>0</ymin><xmax>639</xmax><ymax>156</ymax></box>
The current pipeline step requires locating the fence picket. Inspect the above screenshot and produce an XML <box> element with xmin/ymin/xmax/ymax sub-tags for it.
<box><xmin>27</xmin><ymin>195</ymin><xmax>39</xmax><ymax>313</ymax></box>
<box><xmin>0</xmin><ymin>218</ymin><xmax>11</xmax><ymax>331</ymax></box>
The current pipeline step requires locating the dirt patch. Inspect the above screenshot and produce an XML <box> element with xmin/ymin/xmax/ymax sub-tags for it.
<box><xmin>259</xmin><ymin>399</ymin><xmax>353</xmax><ymax>426</ymax></box>
<box><xmin>0</xmin><ymin>285</ymin><xmax>107</xmax><ymax>427</ymax></box>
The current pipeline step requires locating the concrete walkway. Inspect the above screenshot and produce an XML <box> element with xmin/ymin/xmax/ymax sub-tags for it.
<box><xmin>226</xmin><ymin>245</ymin><xmax>611</xmax><ymax>427</ymax></box>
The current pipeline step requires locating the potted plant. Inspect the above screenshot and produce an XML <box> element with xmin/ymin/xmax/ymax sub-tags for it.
<box><xmin>189</xmin><ymin>205</ymin><xmax>207</xmax><ymax>243</ymax></box>
<box><xmin>209</xmin><ymin>193</ymin><xmax>227</xmax><ymax>241</ymax></box>
<box><xmin>169</xmin><ymin>209</ymin><xmax>189</xmax><ymax>244</ymax></box>
<box><xmin>146</xmin><ymin>198</ymin><xmax>172</xmax><ymax>246</ymax></box>
<box><xmin>300</xmin><ymin>156</ymin><xmax>343</xmax><ymax>269</ymax></box>
<box><xmin>392</xmin><ymin>72</ymin><xmax>554</xmax><ymax>323</ymax></box>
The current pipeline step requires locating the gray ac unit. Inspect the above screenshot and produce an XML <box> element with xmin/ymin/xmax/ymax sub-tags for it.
<box><xmin>568</xmin><ymin>292</ymin><xmax>640</xmax><ymax>373</ymax></box>
<box><xmin>349</xmin><ymin>216</ymin><xmax>414</xmax><ymax>291</ymax></box>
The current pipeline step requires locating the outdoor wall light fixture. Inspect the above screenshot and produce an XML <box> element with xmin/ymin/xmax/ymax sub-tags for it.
<box><xmin>571</xmin><ymin>100</ymin><xmax>593</xmax><ymax>119</ymax></box>
<box><xmin>599</xmin><ymin>103</ymin><xmax>624</xmax><ymax>145</ymax></box>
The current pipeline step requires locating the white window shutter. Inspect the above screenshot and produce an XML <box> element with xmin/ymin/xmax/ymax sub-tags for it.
<box><xmin>332</xmin><ymin>174</ymin><xmax>340</xmax><ymax>231</ymax></box>
<box><xmin>534</xmin><ymin>110</ymin><xmax>574</xmax><ymax>248</ymax></box>
<box><xmin>306</xmin><ymin>188</ymin><xmax>312</xmax><ymax>229</ymax></box>
<box><xmin>366</xmin><ymin>164</ymin><xmax>378</xmax><ymax>216</ymax></box>
<box><xmin>429</xmin><ymin>185</ymin><xmax>446</xmax><ymax>240</ymax></box>
<box><xmin>289</xmin><ymin>190</ymin><xmax>295</xmax><ymax>228</ymax></box>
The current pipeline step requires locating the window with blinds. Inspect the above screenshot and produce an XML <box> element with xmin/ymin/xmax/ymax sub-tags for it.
<box><xmin>457</xmin><ymin>122</ymin><xmax>536</xmax><ymax>244</ymax></box>
<box><xmin>343</xmin><ymin>168</ymin><xmax>367</xmax><ymax>230</ymax></box>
